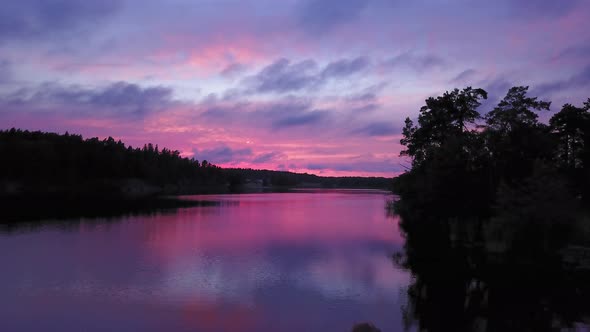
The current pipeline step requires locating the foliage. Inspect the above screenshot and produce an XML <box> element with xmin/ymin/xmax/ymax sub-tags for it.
<box><xmin>396</xmin><ymin>85</ymin><xmax>590</xmax><ymax>218</ymax></box>
<box><xmin>401</xmin><ymin>87</ymin><xmax>487</xmax><ymax>168</ymax></box>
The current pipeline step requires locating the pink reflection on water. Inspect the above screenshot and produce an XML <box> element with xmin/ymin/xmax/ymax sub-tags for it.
<box><xmin>144</xmin><ymin>192</ymin><xmax>402</xmax><ymax>257</ymax></box>
<box><xmin>0</xmin><ymin>191</ymin><xmax>409</xmax><ymax>332</ymax></box>
<box><xmin>137</xmin><ymin>191</ymin><xmax>409</xmax><ymax>320</ymax></box>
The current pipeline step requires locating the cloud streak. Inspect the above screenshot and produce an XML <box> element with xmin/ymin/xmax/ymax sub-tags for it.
<box><xmin>243</xmin><ymin>56</ymin><xmax>372</xmax><ymax>95</ymax></box>
<box><xmin>0</xmin><ymin>81</ymin><xmax>178</xmax><ymax>119</ymax></box>
<box><xmin>534</xmin><ymin>65</ymin><xmax>590</xmax><ymax>96</ymax></box>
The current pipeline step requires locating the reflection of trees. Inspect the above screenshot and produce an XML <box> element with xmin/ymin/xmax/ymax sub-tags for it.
<box><xmin>394</xmin><ymin>210</ymin><xmax>590</xmax><ymax>332</ymax></box>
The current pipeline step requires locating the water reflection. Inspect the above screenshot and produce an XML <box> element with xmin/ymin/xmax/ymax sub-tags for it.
<box><xmin>0</xmin><ymin>190</ymin><xmax>409</xmax><ymax>332</ymax></box>
<box><xmin>395</xmin><ymin>210</ymin><xmax>590</xmax><ymax>332</ymax></box>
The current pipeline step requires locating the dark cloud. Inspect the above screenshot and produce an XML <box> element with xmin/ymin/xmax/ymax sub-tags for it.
<box><xmin>194</xmin><ymin>146</ymin><xmax>253</xmax><ymax>164</ymax></box>
<box><xmin>349</xmin><ymin>103</ymin><xmax>379</xmax><ymax>113</ymax></box>
<box><xmin>0</xmin><ymin>81</ymin><xmax>176</xmax><ymax>119</ymax></box>
<box><xmin>258</xmin><ymin>97</ymin><xmax>313</xmax><ymax>115</ymax></box>
<box><xmin>346</xmin><ymin>82</ymin><xmax>388</xmax><ymax>104</ymax></box>
<box><xmin>346</xmin><ymin>82</ymin><xmax>388</xmax><ymax>102</ymax></box>
<box><xmin>321</xmin><ymin>56</ymin><xmax>370</xmax><ymax>78</ymax></box>
<box><xmin>199</xmin><ymin>100</ymin><xmax>249</xmax><ymax>121</ymax></box>
<box><xmin>383</xmin><ymin>53</ymin><xmax>445</xmax><ymax>72</ymax></box>
<box><xmin>451</xmin><ymin>69</ymin><xmax>477</xmax><ymax>83</ymax></box>
<box><xmin>197</xmin><ymin>86</ymin><xmax>385</xmax><ymax>134</ymax></box>
<box><xmin>244</xmin><ymin>57</ymin><xmax>372</xmax><ymax>94</ymax></box>
<box><xmin>534</xmin><ymin>65</ymin><xmax>590</xmax><ymax>96</ymax></box>
<box><xmin>353</xmin><ymin>122</ymin><xmax>397</xmax><ymax>136</ymax></box>
<box><xmin>245</xmin><ymin>58</ymin><xmax>319</xmax><ymax>94</ymax></box>
<box><xmin>220</xmin><ymin>63</ymin><xmax>248</xmax><ymax>78</ymax></box>
<box><xmin>298</xmin><ymin>0</ymin><xmax>371</xmax><ymax>33</ymax></box>
<box><xmin>552</xmin><ymin>43</ymin><xmax>590</xmax><ymax>62</ymax></box>
<box><xmin>348</xmin><ymin>92</ymin><xmax>376</xmax><ymax>102</ymax></box>
<box><xmin>252</xmin><ymin>151</ymin><xmax>284</xmax><ymax>164</ymax></box>
<box><xmin>307</xmin><ymin>163</ymin><xmax>329</xmax><ymax>170</ymax></box>
<box><xmin>197</xmin><ymin>95</ymin><xmax>332</xmax><ymax>130</ymax></box>
<box><xmin>0</xmin><ymin>60</ymin><xmax>11</xmax><ymax>84</ymax></box>
<box><xmin>78</xmin><ymin>82</ymin><xmax>173</xmax><ymax>110</ymax></box>
<box><xmin>0</xmin><ymin>0</ymin><xmax>120</xmax><ymax>41</ymax></box>
<box><xmin>272</xmin><ymin>109</ymin><xmax>330</xmax><ymax>128</ymax></box>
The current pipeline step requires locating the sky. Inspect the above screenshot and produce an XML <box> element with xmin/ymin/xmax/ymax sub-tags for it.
<box><xmin>0</xmin><ymin>0</ymin><xmax>589</xmax><ymax>177</ymax></box>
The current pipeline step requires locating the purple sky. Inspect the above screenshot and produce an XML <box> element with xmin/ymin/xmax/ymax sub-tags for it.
<box><xmin>1</xmin><ymin>0</ymin><xmax>589</xmax><ymax>176</ymax></box>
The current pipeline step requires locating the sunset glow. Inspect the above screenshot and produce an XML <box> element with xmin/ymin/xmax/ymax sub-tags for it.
<box><xmin>1</xmin><ymin>0</ymin><xmax>589</xmax><ymax>176</ymax></box>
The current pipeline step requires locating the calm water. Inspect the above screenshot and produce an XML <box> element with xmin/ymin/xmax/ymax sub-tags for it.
<box><xmin>0</xmin><ymin>190</ymin><xmax>410</xmax><ymax>332</ymax></box>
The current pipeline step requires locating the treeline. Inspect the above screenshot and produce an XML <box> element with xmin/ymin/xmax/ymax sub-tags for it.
<box><xmin>224</xmin><ymin>168</ymin><xmax>391</xmax><ymax>189</ymax></box>
<box><xmin>0</xmin><ymin>129</ymin><xmax>225</xmax><ymax>197</ymax></box>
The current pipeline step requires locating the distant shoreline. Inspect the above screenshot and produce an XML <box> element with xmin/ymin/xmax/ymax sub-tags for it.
<box><xmin>0</xmin><ymin>187</ymin><xmax>393</xmax><ymax>224</ymax></box>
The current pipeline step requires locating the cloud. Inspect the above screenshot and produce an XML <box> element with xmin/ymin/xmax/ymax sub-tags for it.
<box><xmin>353</xmin><ymin>122</ymin><xmax>398</xmax><ymax>137</ymax></box>
<box><xmin>193</xmin><ymin>146</ymin><xmax>284</xmax><ymax>165</ymax></box>
<box><xmin>194</xmin><ymin>145</ymin><xmax>253</xmax><ymax>164</ymax></box>
<box><xmin>0</xmin><ymin>81</ymin><xmax>177</xmax><ymax>119</ymax></box>
<box><xmin>272</xmin><ymin>109</ymin><xmax>330</xmax><ymax>129</ymax></box>
<box><xmin>451</xmin><ymin>69</ymin><xmax>477</xmax><ymax>83</ymax></box>
<box><xmin>321</xmin><ymin>56</ymin><xmax>370</xmax><ymax>78</ymax></box>
<box><xmin>383</xmin><ymin>53</ymin><xmax>445</xmax><ymax>72</ymax></box>
<box><xmin>220</xmin><ymin>63</ymin><xmax>248</xmax><ymax>78</ymax></box>
<box><xmin>0</xmin><ymin>60</ymin><xmax>11</xmax><ymax>84</ymax></box>
<box><xmin>252</xmin><ymin>151</ymin><xmax>285</xmax><ymax>164</ymax></box>
<box><xmin>243</xmin><ymin>57</ymin><xmax>372</xmax><ymax>94</ymax></box>
<box><xmin>347</xmin><ymin>92</ymin><xmax>376</xmax><ymax>103</ymax></box>
<box><xmin>244</xmin><ymin>58</ymin><xmax>319</xmax><ymax>94</ymax></box>
<box><xmin>346</xmin><ymin>82</ymin><xmax>388</xmax><ymax>103</ymax></box>
<box><xmin>297</xmin><ymin>0</ymin><xmax>371</xmax><ymax>33</ymax></box>
<box><xmin>534</xmin><ymin>65</ymin><xmax>590</xmax><ymax>96</ymax></box>
<box><xmin>349</xmin><ymin>103</ymin><xmax>379</xmax><ymax>113</ymax></box>
<box><xmin>552</xmin><ymin>43</ymin><xmax>590</xmax><ymax>62</ymax></box>
<box><xmin>195</xmin><ymin>85</ymin><xmax>386</xmax><ymax>137</ymax></box>
<box><xmin>0</xmin><ymin>0</ymin><xmax>120</xmax><ymax>41</ymax></box>
<box><xmin>197</xmin><ymin>95</ymin><xmax>335</xmax><ymax>131</ymax></box>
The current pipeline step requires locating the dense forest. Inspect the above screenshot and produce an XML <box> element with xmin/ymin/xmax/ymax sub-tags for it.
<box><xmin>0</xmin><ymin>129</ymin><xmax>226</xmax><ymax>198</ymax></box>
<box><xmin>393</xmin><ymin>86</ymin><xmax>590</xmax><ymax>331</ymax></box>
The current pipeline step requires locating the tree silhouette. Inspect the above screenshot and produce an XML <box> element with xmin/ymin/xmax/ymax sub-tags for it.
<box><xmin>401</xmin><ymin>87</ymin><xmax>487</xmax><ymax>168</ymax></box>
<box><xmin>483</xmin><ymin>86</ymin><xmax>553</xmax><ymax>184</ymax></box>
<box><xmin>550</xmin><ymin>103</ymin><xmax>589</xmax><ymax>170</ymax></box>
<box><xmin>485</xmin><ymin>86</ymin><xmax>550</xmax><ymax>133</ymax></box>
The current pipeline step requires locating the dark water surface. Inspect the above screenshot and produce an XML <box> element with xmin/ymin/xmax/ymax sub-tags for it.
<box><xmin>0</xmin><ymin>190</ymin><xmax>409</xmax><ymax>332</ymax></box>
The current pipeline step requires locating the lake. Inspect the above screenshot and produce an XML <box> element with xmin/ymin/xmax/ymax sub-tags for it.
<box><xmin>0</xmin><ymin>190</ymin><xmax>410</xmax><ymax>332</ymax></box>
